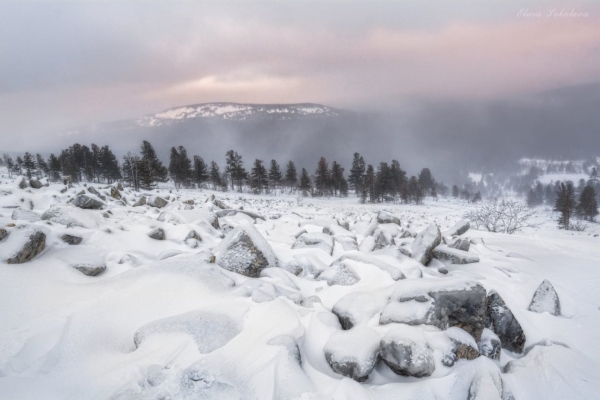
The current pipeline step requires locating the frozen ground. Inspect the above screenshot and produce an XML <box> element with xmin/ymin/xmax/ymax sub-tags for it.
<box><xmin>1</xmin><ymin>175</ymin><xmax>599</xmax><ymax>400</ymax></box>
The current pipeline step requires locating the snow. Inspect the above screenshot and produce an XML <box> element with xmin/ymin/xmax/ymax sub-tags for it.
<box><xmin>1</xmin><ymin>176</ymin><xmax>600</xmax><ymax>399</ymax></box>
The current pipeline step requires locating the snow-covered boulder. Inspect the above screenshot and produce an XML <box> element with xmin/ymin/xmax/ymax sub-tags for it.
<box><xmin>380</xmin><ymin>277</ymin><xmax>487</xmax><ymax>340</ymax></box>
<box><xmin>72</xmin><ymin>263</ymin><xmax>106</xmax><ymax>276</ymax></box>
<box><xmin>333</xmin><ymin>235</ymin><xmax>359</xmax><ymax>251</ymax></box>
<box><xmin>213</xmin><ymin>222</ymin><xmax>278</xmax><ymax>277</ymax></box>
<box><xmin>373</xmin><ymin>231</ymin><xmax>392</xmax><ymax>250</ymax></box>
<box><xmin>432</xmin><ymin>245</ymin><xmax>480</xmax><ymax>264</ymax></box>
<box><xmin>478</xmin><ymin>328</ymin><xmax>501</xmax><ymax>360</ymax></box>
<box><xmin>528</xmin><ymin>279</ymin><xmax>561</xmax><ymax>316</ymax></box>
<box><xmin>133</xmin><ymin>196</ymin><xmax>147</xmax><ymax>207</ymax></box>
<box><xmin>148</xmin><ymin>228</ymin><xmax>166</xmax><ymax>240</ymax></box>
<box><xmin>29</xmin><ymin>178</ymin><xmax>43</xmax><ymax>189</ymax></box>
<box><xmin>453</xmin><ymin>357</ymin><xmax>509</xmax><ymax>400</ymax></box>
<box><xmin>109</xmin><ymin>187</ymin><xmax>121</xmax><ymax>200</ymax></box>
<box><xmin>41</xmin><ymin>205</ymin><xmax>101</xmax><ymax>228</ymax></box>
<box><xmin>317</xmin><ymin>261</ymin><xmax>360</xmax><ymax>286</ymax></box>
<box><xmin>449</xmin><ymin>238</ymin><xmax>471</xmax><ymax>252</ymax></box>
<box><xmin>485</xmin><ymin>292</ymin><xmax>526</xmax><ymax>353</ymax></box>
<box><xmin>324</xmin><ymin>327</ymin><xmax>381</xmax><ymax>382</ymax></box>
<box><xmin>134</xmin><ymin>310</ymin><xmax>241</xmax><ymax>353</ymax></box>
<box><xmin>73</xmin><ymin>194</ymin><xmax>104</xmax><ymax>210</ymax></box>
<box><xmin>292</xmin><ymin>232</ymin><xmax>334</xmax><ymax>255</ymax></box>
<box><xmin>444</xmin><ymin>220</ymin><xmax>470</xmax><ymax>237</ymax></box>
<box><xmin>332</xmin><ymin>291</ymin><xmax>389</xmax><ymax>329</ymax></box>
<box><xmin>335</xmin><ymin>252</ymin><xmax>405</xmax><ymax>281</ymax></box>
<box><xmin>147</xmin><ymin>196</ymin><xmax>168</xmax><ymax>208</ymax></box>
<box><xmin>380</xmin><ymin>325</ymin><xmax>435</xmax><ymax>377</ymax></box>
<box><xmin>0</xmin><ymin>228</ymin><xmax>8</xmax><ymax>241</ymax></box>
<box><xmin>11</xmin><ymin>209</ymin><xmax>41</xmax><ymax>222</ymax></box>
<box><xmin>411</xmin><ymin>224</ymin><xmax>441</xmax><ymax>265</ymax></box>
<box><xmin>323</xmin><ymin>224</ymin><xmax>355</xmax><ymax>238</ymax></box>
<box><xmin>377</xmin><ymin>210</ymin><xmax>401</xmax><ymax>226</ymax></box>
<box><xmin>3</xmin><ymin>228</ymin><xmax>46</xmax><ymax>264</ymax></box>
<box><xmin>358</xmin><ymin>236</ymin><xmax>376</xmax><ymax>252</ymax></box>
<box><xmin>443</xmin><ymin>327</ymin><xmax>480</xmax><ymax>367</ymax></box>
<box><xmin>61</xmin><ymin>234</ymin><xmax>82</xmax><ymax>245</ymax></box>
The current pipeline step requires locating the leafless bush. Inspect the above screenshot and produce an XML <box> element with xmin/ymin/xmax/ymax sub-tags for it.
<box><xmin>570</xmin><ymin>220</ymin><xmax>587</xmax><ymax>231</ymax></box>
<box><xmin>465</xmin><ymin>199</ymin><xmax>537</xmax><ymax>234</ymax></box>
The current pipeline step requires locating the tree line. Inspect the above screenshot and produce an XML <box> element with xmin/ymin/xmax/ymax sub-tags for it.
<box><xmin>2</xmin><ymin>141</ymin><xmax>446</xmax><ymax>204</ymax></box>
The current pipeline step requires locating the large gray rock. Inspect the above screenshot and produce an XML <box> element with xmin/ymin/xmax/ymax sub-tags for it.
<box><xmin>0</xmin><ymin>228</ymin><xmax>8</xmax><ymax>241</ymax></box>
<box><xmin>380</xmin><ymin>325</ymin><xmax>435</xmax><ymax>378</ymax></box>
<box><xmin>377</xmin><ymin>211</ymin><xmax>401</xmax><ymax>226</ymax></box>
<box><xmin>87</xmin><ymin>186</ymin><xmax>106</xmax><ymax>201</ymax></box>
<box><xmin>334</xmin><ymin>252</ymin><xmax>405</xmax><ymax>281</ymax></box>
<box><xmin>18</xmin><ymin>178</ymin><xmax>28</xmax><ymax>189</ymax></box>
<box><xmin>485</xmin><ymin>292</ymin><xmax>526</xmax><ymax>353</ymax></box>
<box><xmin>5</xmin><ymin>229</ymin><xmax>46</xmax><ymax>264</ymax></box>
<box><xmin>292</xmin><ymin>232</ymin><xmax>334</xmax><ymax>255</ymax></box>
<box><xmin>133</xmin><ymin>196</ymin><xmax>147</xmax><ymax>207</ymax></box>
<box><xmin>61</xmin><ymin>234</ymin><xmax>83</xmax><ymax>245</ymax></box>
<box><xmin>72</xmin><ymin>263</ymin><xmax>106</xmax><ymax>276</ymax></box>
<box><xmin>411</xmin><ymin>224</ymin><xmax>441</xmax><ymax>265</ymax></box>
<box><xmin>316</xmin><ymin>261</ymin><xmax>360</xmax><ymax>286</ymax></box>
<box><xmin>478</xmin><ymin>328</ymin><xmax>502</xmax><ymax>360</ymax></box>
<box><xmin>11</xmin><ymin>209</ymin><xmax>41</xmax><ymax>222</ymax></box>
<box><xmin>432</xmin><ymin>245</ymin><xmax>480</xmax><ymax>264</ymax></box>
<box><xmin>442</xmin><ymin>327</ymin><xmax>481</xmax><ymax>367</ymax></box>
<box><xmin>110</xmin><ymin>187</ymin><xmax>121</xmax><ymax>200</ymax></box>
<box><xmin>147</xmin><ymin>196</ymin><xmax>168</xmax><ymax>208</ymax></box>
<box><xmin>449</xmin><ymin>238</ymin><xmax>471</xmax><ymax>252</ymax></box>
<box><xmin>333</xmin><ymin>235</ymin><xmax>358</xmax><ymax>251</ymax></box>
<box><xmin>148</xmin><ymin>228</ymin><xmax>166</xmax><ymax>240</ymax></box>
<box><xmin>373</xmin><ymin>231</ymin><xmax>392</xmax><ymax>250</ymax></box>
<box><xmin>324</xmin><ymin>327</ymin><xmax>381</xmax><ymax>382</ymax></box>
<box><xmin>74</xmin><ymin>194</ymin><xmax>104</xmax><ymax>210</ymax></box>
<box><xmin>29</xmin><ymin>178</ymin><xmax>43</xmax><ymax>189</ymax></box>
<box><xmin>380</xmin><ymin>277</ymin><xmax>487</xmax><ymax>340</ymax></box>
<box><xmin>213</xmin><ymin>222</ymin><xmax>278</xmax><ymax>277</ymax></box>
<box><xmin>528</xmin><ymin>280</ymin><xmax>561</xmax><ymax>316</ymax></box>
<box><xmin>444</xmin><ymin>220</ymin><xmax>470</xmax><ymax>237</ymax></box>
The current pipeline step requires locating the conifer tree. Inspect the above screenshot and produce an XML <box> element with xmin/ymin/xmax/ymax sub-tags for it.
<box><xmin>285</xmin><ymin>161</ymin><xmax>297</xmax><ymax>192</ymax></box>
<box><xmin>418</xmin><ymin>168</ymin><xmax>435</xmax><ymax>192</ymax></box>
<box><xmin>452</xmin><ymin>185</ymin><xmax>459</xmax><ymax>198</ymax></box>
<box><xmin>6</xmin><ymin>157</ymin><xmax>14</xmax><ymax>178</ymax></box>
<box><xmin>314</xmin><ymin>157</ymin><xmax>331</xmax><ymax>197</ymax></box>
<box><xmin>99</xmin><ymin>146</ymin><xmax>121</xmax><ymax>183</ymax></box>
<box><xmin>408</xmin><ymin>176</ymin><xmax>424</xmax><ymax>204</ymax></box>
<box><xmin>225</xmin><ymin>150</ymin><xmax>247</xmax><ymax>192</ymax></box>
<box><xmin>122</xmin><ymin>152</ymin><xmax>140</xmax><ymax>191</ymax></box>
<box><xmin>268</xmin><ymin>160</ymin><xmax>282</xmax><ymax>192</ymax></box>
<box><xmin>35</xmin><ymin>154</ymin><xmax>49</xmax><ymax>178</ymax></box>
<box><xmin>364</xmin><ymin>164</ymin><xmax>375</xmax><ymax>202</ymax></box>
<box><xmin>22</xmin><ymin>152</ymin><xmax>36</xmax><ymax>179</ymax></box>
<box><xmin>251</xmin><ymin>159</ymin><xmax>269</xmax><ymax>194</ymax></box>
<box><xmin>193</xmin><ymin>156</ymin><xmax>209</xmax><ymax>188</ymax></box>
<box><xmin>331</xmin><ymin>161</ymin><xmax>345</xmax><ymax>197</ymax></box>
<box><xmin>209</xmin><ymin>161</ymin><xmax>221</xmax><ymax>190</ymax></box>
<box><xmin>348</xmin><ymin>153</ymin><xmax>366</xmax><ymax>195</ymax></box>
<box><xmin>140</xmin><ymin>140</ymin><xmax>168</xmax><ymax>183</ymax></box>
<box><xmin>577</xmin><ymin>185</ymin><xmax>598</xmax><ymax>221</ymax></box>
<box><xmin>299</xmin><ymin>168</ymin><xmax>312</xmax><ymax>196</ymax></box>
<box><xmin>554</xmin><ymin>181</ymin><xmax>576</xmax><ymax>229</ymax></box>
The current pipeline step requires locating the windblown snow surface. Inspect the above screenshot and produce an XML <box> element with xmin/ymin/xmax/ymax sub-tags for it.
<box><xmin>1</xmin><ymin>175</ymin><xmax>600</xmax><ymax>399</ymax></box>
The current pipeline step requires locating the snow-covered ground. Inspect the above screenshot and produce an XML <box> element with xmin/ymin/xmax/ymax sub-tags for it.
<box><xmin>1</xmin><ymin>175</ymin><xmax>599</xmax><ymax>400</ymax></box>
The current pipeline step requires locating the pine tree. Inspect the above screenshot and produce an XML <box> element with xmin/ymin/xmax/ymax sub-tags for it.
<box><xmin>331</xmin><ymin>161</ymin><xmax>344</xmax><ymax>197</ymax></box>
<box><xmin>141</xmin><ymin>140</ymin><xmax>168</xmax><ymax>184</ymax></box>
<box><xmin>390</xmin><ymin>160</ymin><xmax>406</xmax><ymax>199</ymax></box>
<box><xmin>6</xmin><ymin>157</ymin><xmax>14</xmax><ymax>178</ymax></box>
<box><xmin>472</xmin><ymin>191</ymin><xmax>482</xmax><ymax>203</ymax></box>
<box><xmin>364</xmin><ymin>164</ymin><xmax>375</xmax><ymax>203</ymax></box>
<box><xmin>408</xmin><ymin>176</ymin><xmax>424</xmax><ymax>204</ymax></box>
<box><xmin>418</xmin><ymin>168</ymin><xmax>435</xmax><ymax>192</ymax></box>
<box><xmin>314</xmin><ymin>157</ymin><xmax>331</xmax><ymax>197</ymax></box>
<box><xmin>225</xmin><ymin>150</ymin><xmax>247</xmax><ymax>192</ymax></box>
<box><xmin>122</xmin><ymin>152</ymin><xmax>140</xmax><ymax>191</ymax></box>
<box><xmin>284</xmin><ymin>161</ymin><xmax>297</xmax><ymax>192</ymax></box>
<box><xmin>99</xmin><ymin>146</ymin><xmax>121</xmax><ymax>183</ymax></box>
<box><xmin>35</xmin><ymin>154</ymin><xmax>49</xmax><ymax>178</ymax></box>
<box><xmin>209</xmin><ymin>161</ymin><xmax>221</xmax><ymax>190</ymax></box>
<box><xmin>138</xmin><ymin>158</ymin><xmax>155</xmax><ymax>191</ymax></box>
<box><xmin>554</xmin><ymin>181</ymin><xmax>576</xmax><ymax>229</ymax></box>
<box><xmin>452</xmin><ymin>185</ymin><xmax>459</xmax><ymax>198</ymax></box>
<box><xmin>348</xmin><ymin>152</ymin><xmax>366</xmax><ymax>195</ymax></box>
<box><xmin>268</xmin><ymin>160</ymin><xmax>282</xmax><ymax>193</ymax></box>
<box><xmin>299</xmin><ymin>168</ymin><xmax>312</xmax><ymax>196</ymax></box>
<box><xmin>526</xmin><ymin>188</ymin><xmax>538</xmax><ymax>208</ymax></box>
<box><xmin>168</xmin><ymin>146</ymin><xmax>193</xmax><ymax>188</ymax></box>
<box><xmin>22</xmin><ymin>152</ymin><xmax>36</xmax><ymax>179</ymax></box>
<box><xmin>577</xmin><ymin>185</ymin><xmax>598</xmax><ymax>221</ymax></box>
<box><xmin>251</xmin><ymin>159</ymin><xmax>269</xmax><ymax>194</ymax></box>
<box><xmin>590</xmin><ymin>167</ymin><xmax>599</xmax><ymax>184</ymax></box>
<box><xmin>193</xmin><ymin>156</ymin><xmax>209</xmax><ymax>188</ymax></box>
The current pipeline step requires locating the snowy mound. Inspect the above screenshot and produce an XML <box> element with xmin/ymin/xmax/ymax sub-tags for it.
<box><xmin>0</xmin><ymin>175</ymin><xmax>598</xmax><ymax>399</ymax></box>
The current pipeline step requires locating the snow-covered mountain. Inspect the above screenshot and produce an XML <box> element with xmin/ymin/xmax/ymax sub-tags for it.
<box><xmin>136</xmin><ymin>102</ymin><xmax>344</xmax><ymax>126</ymax></box>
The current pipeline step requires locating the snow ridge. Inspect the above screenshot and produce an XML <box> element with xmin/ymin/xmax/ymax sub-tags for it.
<box><xmin>136</xmin><ymin>102</ymin><xmax>343</xmax><ymax>126</ymax></box>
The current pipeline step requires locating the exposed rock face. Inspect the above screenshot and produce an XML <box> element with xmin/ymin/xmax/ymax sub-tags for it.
<box><xmin>133</xmin><ymin>196</ymin><xmax>147</xmax><ymax>207</ymax></box>
<box><xmin>478</xmin><ymin>328</ymin><xmax>502</xmax><ymax>360</ymax></box>
<box><xmin>18</xmin><ymin>178</ymin><xmax>28</xmax><ymax>189</ymax></box>
<box><xmin>332</xmin><ymin>291</ymin><xmax>389</xmax><ymax>329</ymax></box>
<box><xmin>292</xmin><ymin>232</ymin><xmax>334</xmax><ymax>255</ymax></box>
<box><xmin>186</xmin><ymin>230</ymin><xmax>202</xmax><ymax>242</ymax></box>
<box><xmin>485</xmin><ymin>292</ymin><xmax>526</xmax><ymax>353</ymax></box>
<box><xmin>213</xmin><ymin>223</ymin><xmax>278</xmax><ymax>277</ymax></box>
<box><xmin>432</xmin><ymin>245</ymin><xmax>480</xmax><ymax>264</ymax></box>
<box><xmin>148</xmin><ymin>228</ymin><xmax>166</xmax><ymax>240</ymax></box>
<box><xmin>373</xmin><ymin>231</ymin><xmax>392</xmax><ymax>250</ymax></box>
<box><xmin>449</xmin><ymin>238</ymin><xmax>471</xmax><ymax>252</ymax></box>
<box><xmin>411</xmin><ymin>224</ymin><xmax>442</xmax><ymax>265</ymax></box>
<box><xmin>87</xmin><ymin>186</ymin><xmax>106</xmax><ymax>200</ymax></box>
<box><xmin>61</xmin><ymin>234</ymin><xmax>83</xmax><ymax>245</ymax></box>
<box><xmin>442</xmin><ymin>327</ymin><xmax>480</xmax><ymax>367</ymax></box>
<box><xmin>324</xmin><ymin>327</ymin><xmax>381</xmax><ymax>382</ymax></box>
<box><xmin>528</xmin><ymin>280</ymin><xmax>561</xmax><ymax>316</ymax></box>
<box><xmin>72</xmin><ymin>263</ymin><xmax>106</xmax><ymax>276</ymax></box>
<box><xmin>317</xmin><ymin>261</ymin><xmax>360</xmax><ymax>286</ymax></box>
<box><xmin>377</xmin><ymin>211</ymin><xmax>401</xmax><ymax>226</ymax></box>
<box><xmin>380</xmin><ymin>277</ymin><xmax>487</xmax><ymax>340</ymax></box>
<box><xmin>74</xmin><ymin>194</ymin><xmax>104</xmax><ymax>210</ymax></box>
<box><xmin>380</xmin><ymin>326</ymin><xmax>435</xmax><ymax>378</ymax></box>
<box><xmin>0</xmin><ymin>228</ymin><xmax>8</xmax><ymax>241</ymax></box>
<box><xmin>110</xmin><ymin>187</ymin><xmax>121</xmax><ymax>200</ymax></box>
<box><xmin>29</xmin><ymin>178</ymin><xmax>43</xmax><ymax>189</ymax></box>
<box><xmin>212</xmin><ymin>198</ymin><xmax>231</xmax><ymax>209</ymax></box>
<box><xmin>445</xmin><ymin>220</ymin><xmax>470</xmax><ymax>237</ymax></box>
<box><xmin>147</xmin><ymin>196</ymin><xmax>168</xmax><ymax>208</ymax></box>
<box><xmin>6</xmin><ymin>229</ymin><xmax>46</xmax><ymax>264</ymax></box>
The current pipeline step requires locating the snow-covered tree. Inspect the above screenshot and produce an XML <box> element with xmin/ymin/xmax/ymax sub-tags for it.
<box><xmin>554</xmin><ymin>182</ymin><xmax>577</xmax><ymax>229</ymax></box>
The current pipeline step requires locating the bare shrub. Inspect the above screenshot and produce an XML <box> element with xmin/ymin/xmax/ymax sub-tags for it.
<box><xmin>465</xmin><ymin>199</ymin><xmax>537</xmax><ymax>234</ymax></box>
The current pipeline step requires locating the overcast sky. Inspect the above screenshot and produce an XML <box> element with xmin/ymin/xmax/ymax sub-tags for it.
<box><xmin>1</xmin><ymin>0</ymin><xmax>599</xmax><ymax>152</ymax></box>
